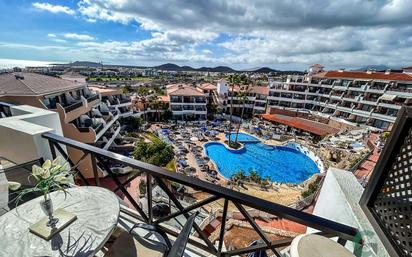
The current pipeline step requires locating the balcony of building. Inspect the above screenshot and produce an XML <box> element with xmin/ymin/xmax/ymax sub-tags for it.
<box><xmin>183</xmin><ymin>105</ymin><xmax>195</xmax><ymax>111</ymax></box>
<box><xmin>42</xmin><ymin>89</ymin><xmax>101</xmax><ymax>124</ymax></box>
<box><xmin>194</xmin><ymin>106</ymin><xmax>207</xmax><ymax>112</ymax></box>
<box><xmin>102</xmin><ymin>93</ymin><xmax>132</xmax><ymax>107</ymax></box>
<box><xmin>386</xmin><ymin>82</ymin><xmax>412</xmax><ymax>93</ymax></box>
<box><xmin>0</xmin><ymin>102</ymin><xmax>12</xmax><ymax>118</ymax></box>
<box><xmin>5</xmin><ymin>104</ymin><xmax>412</xmax><ymax>257</ymax></box>
<box><xmin>171</xmin><ymin>105</ymin><xmax>183</xmax><ymax>112</ymax></box>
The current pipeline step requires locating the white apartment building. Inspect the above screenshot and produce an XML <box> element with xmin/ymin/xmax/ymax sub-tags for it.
<box><xmin>267</xmin><ymin>65</ymin><xmax>412</xmax><ymax>130</ymax></box>
<box><xmin>166</xmin><ymin>84</ymin><xmax>207</xmax><ymax>120</ymax></box>
<box><xmin>216</xmin><ymin>79</ymin><xmax>269</xmax><ymax>117</ymax></box>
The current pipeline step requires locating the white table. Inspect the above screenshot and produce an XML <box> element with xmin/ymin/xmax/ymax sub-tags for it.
<box><xmin>290</xmin><ymin>234</ymin><xmax>355</xmax><ymax>257</ymax></box>
<box><xmin>0</xmin><ymin>186</ymin><xmax>120</xmax><ymax>257</ymax></box>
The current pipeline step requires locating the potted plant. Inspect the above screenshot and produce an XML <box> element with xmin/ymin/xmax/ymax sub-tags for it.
<box><xmin>9</xmin><ymin>156</ymin><xmax>75</xmax><ymax>227</ymax></box>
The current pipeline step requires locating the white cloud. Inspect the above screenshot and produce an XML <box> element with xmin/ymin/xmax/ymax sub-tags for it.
<box><xmin>51</xmin><ymin>38</ymin><xmax>68</xmax><ymax>43</ymax></box>
<box><xmin>32</xmin><ymin>2</ymin><xmax>75</xmax><ymax>15</ymax></box>
<box><xmin>70</xmin><ymin>0</ymin><xmax>412</xmax><ymax>69</ymax></box>
<box><xmin>63</xmin><ymin>33</ymin><xmax>95</xmax><ymax>41</ymax></box>
<box><xmin>12</xmin><ymin>0</ymin><xmax>412</xmax><ymax>69</ymax></box>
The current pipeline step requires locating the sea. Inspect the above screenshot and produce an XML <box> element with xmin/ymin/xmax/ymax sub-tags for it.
<box><xmin>0</xmin><ymin>58</ymin><xmax>55</xmax><ymax>69</ymax></box>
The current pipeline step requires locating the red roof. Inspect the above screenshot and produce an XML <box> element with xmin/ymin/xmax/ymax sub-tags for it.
<box><xmin>314</xmin><ymin>70</ymin><xmax>412</xmax><ymax>81</ymax></box>
<box><xmin>249</xmin><ymin>86</ymin><xmax>269</xmax><ymax>95</ymax></box>
<box><xmin>197</xmin><ymin>83</ymin><xmax>217</xmax><ymax>91</ymax></box>
<box><xmin>403</xmin><ymin>66</ymin><xmax>412</xmax><ymax>70</ymax></box>
<box><xmin>261</xmin><ymin>114</ymin><xmax>339</xmax><ymax>136</ymax></box>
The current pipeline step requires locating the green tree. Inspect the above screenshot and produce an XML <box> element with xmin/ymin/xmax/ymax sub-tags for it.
<box><xmin>133</xmin><ymin>140</ymin><xmax>174</xmax><ymax>167</ymax></box>
<box><xmin>248</xmin><ymin>169</ymin><xmax>262</xmax><ymax>183</ymax></box>
<box><xmin>120</xmin><ymin>116</ymin><xmax>143</xmax><ymax>132</ymax></box>
<box><xmin>137</xmin><ymin>87</ymin><xmax>150</xmax><ymax>95</ymax></box>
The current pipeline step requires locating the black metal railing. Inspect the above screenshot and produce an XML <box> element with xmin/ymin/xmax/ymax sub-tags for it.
<box><xmin>42</xmin><ymin>132</ymin><xmax>360</xmax><ymax>256</ymax></box>
<box><xmin>360</xmin><ymin>107</ymin><xmax>412</xmax><ymax>257</ymax></box>
<box><xmin>1</xmin><ymin>159</ymin><xmax>43</xmax><ymax>211</ymax></box>
<box><xmin>64</xmin><ymin>100</ymin><xmax>84</xmax><ymax>113</ymax></box>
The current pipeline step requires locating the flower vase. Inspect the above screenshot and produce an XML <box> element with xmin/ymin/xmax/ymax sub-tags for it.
<box><xmin>40</xmin><ymin>197</ymin><xmax>59</xmax><ymax>227</ymax></box>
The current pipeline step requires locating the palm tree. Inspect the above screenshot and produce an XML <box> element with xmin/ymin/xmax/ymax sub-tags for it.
<box><xmin>228</xmin><ymin>75</ymin><xmax>240</xmax><ymax>146</ymax></box>
<box><xmin>234</xmin><ymin>84</ymin><xmax>251</xmax><ymax>144</ymax></box>
<box><xmin>150</xmin><ymin>96</ymin><xmax>161</xmax><ymax>121</ymax></box>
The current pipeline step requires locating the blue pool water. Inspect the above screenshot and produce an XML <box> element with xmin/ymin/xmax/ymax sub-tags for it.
<box><xmin>205</xmin><ymin>134</ymin><xmax>319</xmax><ymax>183</ymax></box>
<box><xmin>225</xmin><ymin>133</ymin><xmax>260</xmax><ymax>142</ymax></box>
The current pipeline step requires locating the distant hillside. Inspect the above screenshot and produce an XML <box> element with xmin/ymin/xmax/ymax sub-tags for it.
<box><xmin>68</xmin><ymin>61</ymin><xmax>103</xmax><ymax>67</ymax></box>
<box><xmin>253</xmin><ymin>67</ymin><xmax>279</xmax><ymax>73</ymax></box>
<box><xmin>153</xmin><ymin>63</ymin><xmax>188</xmax><ymax>71</ymax></box>
<box><xmin>61</xmin><ymin>61</ymin><xmax>302</xmax><ymax>74</ymax></box>
<box><xmin>153</xmin><ymin>63</ymin><xmax>283</xmax><ymax>73</ymax></box>
<box><xmin>355</xmin><ymin>65</ymin><xmax>393</xmax><ymax>71</ymax></box>
<box><xmin>197</xmin><ymin>66</ymin><xmax>236</xmax><ymax>73</ymax></box>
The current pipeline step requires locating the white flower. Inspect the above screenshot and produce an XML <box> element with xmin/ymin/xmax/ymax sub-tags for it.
<box><xmin>42</xmin><ymin>160</ymin><xmax>52</xmax><ymax>170</ymax></box>
<box><xmin>32</xmin><ymin>165</ymin><xmax>44</xmax><ymax>176</ymax></box>
<box><xmin>52</xmin><ymin>156</ymin><xmax>64</xmax><ymax>166</ymax></box>
<box><xmin>61</xmin><ymin>162</ymin><xmax>70</xmax><ymax>172</ymax></box>
<box><xmin>40</xmin><ymin>169</ymin><xmax>50</xmax><ymax>179</ymax></box>
<box><xmin>50</xmin><ymin>164</ymin><xmax>62</xmax><ymax>174</ymax></box>
<box><xmin>8</xmin><ymin>181</ymin><xmax>21</xmax><ymax>190</ymax></box>
<box><xmin>55</xmin><ymin>174</ymin><xmax>74</xmax><ymax>185</ymax></box>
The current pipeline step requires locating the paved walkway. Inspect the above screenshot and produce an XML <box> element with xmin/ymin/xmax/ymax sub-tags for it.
<box><xmin>354</xmin><ymin>133</ymin><xmax>381</xmax><ymax>183</ymax></box>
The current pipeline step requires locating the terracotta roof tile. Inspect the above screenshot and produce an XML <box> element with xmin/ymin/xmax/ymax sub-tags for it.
<box><xmin>261</xmin><ymin>114</ymin><xmax>339</xmax><ymax>136</ymax></box>
<box><xmin>314</xmin><ymin>70</ymin><xmax>412</xmax><ymax>81</ymax></box>
<box><xmin>249</xmin><ymin>86</ymin><xmax>269</xmax><ymax>95</ymax></box>
<box><xmin>167</xmin><ymin>84</ymin><xmax>205</xmax><ymax>96</ymax></box>
<box><xmin>0</xmin><ymin>72</ymin><xmax>84</xmax><ymax>97</ymax></box>
<box><xmin>197</xmin><ymin>83</ymin><xmax>217</xmax><ymax>91</ymax></box>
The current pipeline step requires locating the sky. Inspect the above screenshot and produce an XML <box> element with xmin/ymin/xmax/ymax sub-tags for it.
<box><xmin>0</xmin><ymin>0</ymin><xmax>412</xmax><ymax>70</ymax></box>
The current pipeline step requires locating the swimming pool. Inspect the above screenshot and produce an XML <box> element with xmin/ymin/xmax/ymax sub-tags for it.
<box><xmin>225</xmin><ymin>133</ymin><xmax>260</xmax><ymax>142</ymax></box>
<box><xmin>205</xmin><ymin>133</ymin><xmax>319</xmax><ymax>183</ymax></box>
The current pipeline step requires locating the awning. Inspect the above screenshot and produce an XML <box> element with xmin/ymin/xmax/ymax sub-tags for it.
<box><xmin>261</xmin><ymin>114</ymin><xmax>339</xmax><ymax>136</ymax></box>
<box><xmin>379</xmin><ymin>94</ymin><xmax>397</xmax><ymax>101</ymax></box>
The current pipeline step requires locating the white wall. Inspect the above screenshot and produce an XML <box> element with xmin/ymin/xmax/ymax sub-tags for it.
<box><xmin>0</xmin><ymin>105</ymin><xmax>63</xmax><ymax>164</ymax></box>
<box><xmin>0</xmin><ymin>105</ymin><xmax>65</xmax><ymax>214</ymax></box>
<box><xmin>217</xmin><ymin>80</ymin><xmax>228</xmax><ymax>96</ymax></box>
<box><xmin>309</xmin><ymin>168</ymin><xmax>390</xmax><ymax>257</ymax></box>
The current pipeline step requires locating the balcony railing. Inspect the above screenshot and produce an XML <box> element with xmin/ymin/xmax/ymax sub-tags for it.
<box><xmin>0</xmin><ymin>102</ymin><xmax>13</xmax><ymax>118</ymax></box>
<box><xmin>64</xmin><ymin>100</ymin><xmax>84</xmax><ymax>113</ymax></box>
<box><xmin>360</xmin><ymin>107</ymin><xmax>412</xmax><ymax>257</ymax></box>
<box><xmin>87</xmin><ymin>94</ymin><xmax>100</xmax><ymax>103</ymax></box>
<box><xmin>42</xmin><ymin>132</ymin><xmax>360</xmax><ymax>256</ymax></box>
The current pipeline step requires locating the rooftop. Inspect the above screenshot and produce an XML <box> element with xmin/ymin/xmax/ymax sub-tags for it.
<box><xmin>89</xmin><ymin>86</ymin><xmax>123</xmax><ymax>96</ymax></box>
<box><xmin>197</xmin><ymin>83</ymin><xmax>217</xmax><ymax>91</ymax></box>
<box><xmin>230</xmin><ymin>85</ymin><xmax>269</xmax><ymax>95</ymax></box>
<box><xmin>261</xmin><ymin>113</ymin><xmax>339</xmax><ymax>136</ymax></box>
<box><xmin>0</xmin><ymin>72</ymin><xmax>84</xmax><ymax>97</ymax></box>
<box><xmin>167</xmin><ymin>84</ymin><xmax>205</xmax><ymax>96</ymax></box>
<box><xmin>313</xmin><ymin>70</ymin><xmax>412</xmax><ymax>82</ymax></box>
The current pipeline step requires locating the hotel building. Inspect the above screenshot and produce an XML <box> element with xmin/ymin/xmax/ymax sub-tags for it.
<box><xmin>0</xmin><ymin>72</ymin><xmax>132</xmax><ymax>177</ymax></box>
<box><xmin>1</xmin><ymin>99</ymin><xmax>408</xmax><ymax>257</ymax></box>
<box><xmin>166</xmin><ymin>84</ymin><xmax>208</xmax><ymax>121</ymax></box>
<box><xmin>267</xmin><ymin>65</ymin><xmax>412</xmax><ymax>130</ymax></box>
<box><xmin>216</xmin><ymin>79</ymin><xmax>269</xmax><ymax>117</ymax></box>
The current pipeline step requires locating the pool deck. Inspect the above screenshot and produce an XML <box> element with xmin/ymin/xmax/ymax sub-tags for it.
<box><xmin>187</xmin><ymin>131</ymin><xmax>310</xmax><ymax>206</ymax></box>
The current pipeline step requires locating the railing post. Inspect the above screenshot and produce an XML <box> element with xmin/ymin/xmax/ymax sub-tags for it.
<box><xmin>337</xmin><ymin>237</ymin><xmax>347</xmax><ymax>246</ymax></box>
<box><xmin>48</xmin><ymin>140</ymin><xmax>57</xmax><ymax>159</ymax></box>
<box><xmin>90</xmin><ymin>155</ymin><xmax>100</xmax><ymax>186</ymax></box>
<box><xmin>233</xmin><ymin>202</ymin><xmax>281</xmax><ymax>257</ymax></box>
<box><xmin>217</xmin><ymin>199</ymin><xmax>229</xmax><ymax>256</ymax></box>
<box><xmin>147</xmin><ymin>173</ymin><xmax>153</xmax><ymax>224</ymax></box>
